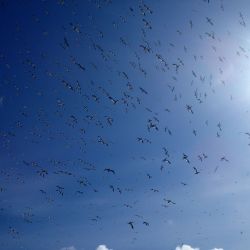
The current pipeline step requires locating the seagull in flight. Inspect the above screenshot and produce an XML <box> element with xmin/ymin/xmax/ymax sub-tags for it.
<box><xmin>128</xmin><ymin>221</ymin><xmax>134</xmax><ymax>229</ymax></box>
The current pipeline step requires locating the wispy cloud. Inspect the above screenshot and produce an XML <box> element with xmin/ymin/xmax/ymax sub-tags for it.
<box><xmin>60</xmin><ymin>246</ymin><xmax>76</xmax><ymax>250</ymax></box>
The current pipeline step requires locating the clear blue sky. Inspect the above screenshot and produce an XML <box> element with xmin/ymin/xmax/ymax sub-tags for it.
<box><xmin>1</xmin><ymin>1</ymin><xmax>250</xmax><ymax>250</ymax></box>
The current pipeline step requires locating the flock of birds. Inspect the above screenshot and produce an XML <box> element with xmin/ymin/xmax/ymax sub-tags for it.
<box><xmin>1</xmin><ymin>0</ymin><xmax>250</xmax><ymax>249</ymax></box>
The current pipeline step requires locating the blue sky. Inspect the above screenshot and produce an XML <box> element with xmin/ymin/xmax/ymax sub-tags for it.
<box><xmin>1</xmin><ymin>0</ymin><xmax>250</xmax><ymax>249</ymax></box>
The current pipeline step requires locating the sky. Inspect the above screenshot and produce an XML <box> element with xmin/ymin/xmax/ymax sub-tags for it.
<box><xmin>1</xmin><ymin>0</ymin><xmax>250</xmax><ymax>249</ymax></box>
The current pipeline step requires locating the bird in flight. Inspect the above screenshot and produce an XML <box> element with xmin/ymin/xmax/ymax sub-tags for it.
<box><xmin>104</xmin><ymin>168</ymin><xmax>115</xmax><ymax>174</ymax></box>
<box><xmin>182</xmin><ymin>153</ymin><xmax>190</xmax><ymax>164</ymax></box>
<box><xmin>128</xmin><ymin>221</ymin><xmax>134</xmax><ymax>229</ymax></box>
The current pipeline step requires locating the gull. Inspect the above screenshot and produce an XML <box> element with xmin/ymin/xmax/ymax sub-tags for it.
<box><xmin>186</xmin><ymin>105</ymin><xmax>194</xmax><ymax>114</ymax></box>
<box><xmin>56</xmin><ymin>185</ymin><xmax>64</xmax><ymax>196</ymax></box>
<box><xmin>165</xmin><ymin>127</ymin><xmax>172</xmax><ymax>135</ymax></box>
<box><xmin>97</xmin><ymin>136</ymin><xmax>108</xmax><ymax>146</ymax></box>
<box><xmin>163</xmin><ymin>147</ymin><xmax>169</xmax><ymax>157</ymax></box>
<box><xmin>217</xmin><ymin>122</ymin><xmax>222</xmax><ymax>131</ymax></box>
<box><xmin>108</xmin><ymin>96</ymin><xmax>118</xmax><ymax>104</ymax></box>
<box><xmin>124</xmin><ymin>204</ymin><xmax>133</xmax><ymax>208</ymax></box>
<box><xmin>182</xmin><ymin>153</ymin><xmax>190</xmax><ymax>164</ymax></box>
<box><xmin>193</xmin><ymin>167</ymin><xmax>200</xmax><ymax>175</ymax></box>
<box><xmin>92</xmin><ymin>94</ymin><xmax>99</xmax><ymax>102</ymax></box>
<box><xmin>37</xmin><ymin>169</ymin><xmax>48</xmax><ymax>177</ymax></box>
<box><xmin>162</xmin><ymin>158</ymin><xmax>171</xmax><ymax>164</ymax></box>
<box><xmin>151</xmin><ymin>188</ymin><xmax>159</xmax><ymax>192</ymax></box>
<box><xmin>206</xmin><ymin>17</ymin><xmax>214</xmax><ymax>26</ymax></box>
<box><xmin>198</xmin><ymin>155</ymin><xmax>203</xmax><ymax>162</ymax></box>
<box><xmin>104</xmin><ymin>168</ymin><xmax>115</xmax><ymax>174</ymax></box>
<box><xmin>220</xmin><ymin>156</ymin><xmax>229</xmax><ymax>162</ymax></box>
<box><xmin>109</xmin><ymin>185</ymin><xmax>115</xmax><ymax>192</ymax></box>
<box><xmin>202</xmin><ymin>153</ymin><xmax>208</xmax><ymax>159</ymax></box>
<box><xmin>189</xmin><ymin>20</ymin><xmax>193</xmax><ymax>29</ymax></box>
<box><xmin>106</xmin><ymin>117</ymin><xmax>113</xmax><ymax>126</ymax></box>
<box><xmin>40</xmin><ymin>189</ymin><xmax>46</xmax><ymax>194</ymax></box>
<box><xmin>139</xmin><ymin>87</ymin><xmax>148</xmax><ymax>94</ymax></box>
<box><xmin>128</xmin><ymin>221</ymin><xmax>134</xmax><ymax>229</ymax></box>
<box><xmin>147</xmin><ymin>173</ymin><xmax>152</xmax><ymax>179</ymax></box>
<box><xmin>164</xmin><ymin>199</ymin><xmax>176</xmax><ymax>205</ymax></box>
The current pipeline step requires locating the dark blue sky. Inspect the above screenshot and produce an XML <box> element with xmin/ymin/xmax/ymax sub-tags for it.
<box><xmin>1</xmin><ymin>1</ymin><xmax>250</xmax><ymax>250</ymax></box>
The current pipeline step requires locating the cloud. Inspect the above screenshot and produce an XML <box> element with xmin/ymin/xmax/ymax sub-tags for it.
<box><xmin>176</xmin><ymin>245</ymin><xmax>199</xmax><ymax>250</ymax></box>
<box><xmin>60</xmin><ymin>246</ymin><xmax>76</xmax><ymax>250</ymax></box>
<box><xmin>175</xmin><ymin>245</ymin><xmax>223</xmax><ymax>250</ymax></box>
<box><xmin>96</xmin><ymin>245</ymin><xmax>112</xmax><ymax>250</ymax></box>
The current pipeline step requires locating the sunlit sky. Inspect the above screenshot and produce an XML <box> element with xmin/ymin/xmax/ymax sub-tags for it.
<box><xmin>1</xmin><ymin>1</ymin><xmax>250</xmax><ymax>250</ymax></box>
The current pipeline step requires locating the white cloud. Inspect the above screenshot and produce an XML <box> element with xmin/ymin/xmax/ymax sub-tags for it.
<box><xmin>175</xmin><ymin>245</ymin><xmax>223</xmax><ymax>250</ymax></box>
<box><xmin>96</xmin><ymin>245</ymin><xmax>112</xmax><ymax>250</ymax></box>
<box><xmin>60</xmin><ymin>246</ymin><xmax>76</xmax><ymax>250</ymax></box>
<box><xmin>176</xmin><ymin>245</ymin><xmax>199</xmax><ymax>250</ymax></box>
